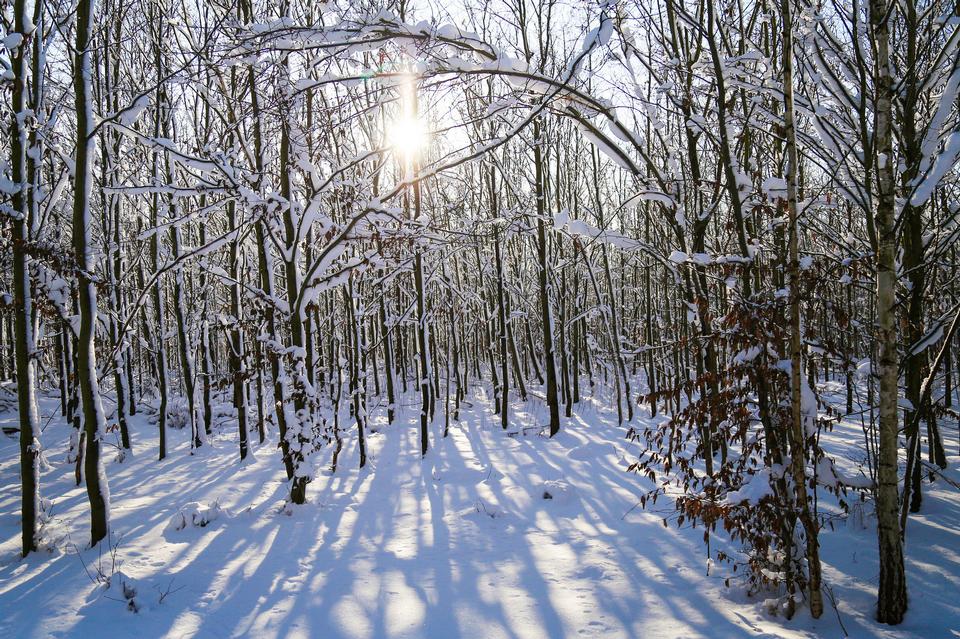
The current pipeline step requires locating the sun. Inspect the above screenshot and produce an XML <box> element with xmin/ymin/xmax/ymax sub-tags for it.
<box><xmin>388</xmin><ymin>72</ymin><xmax>429</xmax><ymax>161</ymax></box>
<box><xmin>388</xmin><ymin>116</ymin><xmax>429</xmax><ymax>159</ymax></box>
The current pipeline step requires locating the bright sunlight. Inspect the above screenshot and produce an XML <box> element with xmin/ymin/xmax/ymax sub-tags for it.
<box><xmin>388</xmin><ymin>116</ymin><xmax>429</xmax><ymax>159</ymax></box>
<box><xmin>389</xmin><ymin>72</ymin><xmax>429</xmax><ymax>160</ymax></box>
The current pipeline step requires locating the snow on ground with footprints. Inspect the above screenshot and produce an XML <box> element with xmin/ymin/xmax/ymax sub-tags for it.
<box><xmin>1</xmin><ymin>387</ymin><xmax>958</xmax><ymax>639</ymax></box>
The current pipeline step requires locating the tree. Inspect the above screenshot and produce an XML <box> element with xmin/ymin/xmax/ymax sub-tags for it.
<box><xmin>73</xmin><ymin>0</ymin><xmax>110</xmax><ymax>547</ymax></box>
<box><xmin>781</xmin><ymin>0</ymin><xmax>822</xmax><ymax>617</ymax></box>
<box><xmin>871</xmin><ymin>0</ymin><xmax>908</xmax><ymax>623</ymax></box>
<box><xmin>10</xmin><ymin>0</ymin><xmax>40</xmax><ymax>557</ymax></box>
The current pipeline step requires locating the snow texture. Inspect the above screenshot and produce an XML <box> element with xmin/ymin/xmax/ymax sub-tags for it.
<box><xmin>0</xmin><ymin>390</ymin><xmax>958</xmax><ymax>638</ymax></box>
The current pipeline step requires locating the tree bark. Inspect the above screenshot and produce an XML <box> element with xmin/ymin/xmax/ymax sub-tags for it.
<box><xmin>74</xmin><ymin>0</ymin><xmax>110</xmax><ymax>547</ymax></box>
<box><xmin>872</xmin><ymin>0</ymin><xmax>908</xmax><ymax>623</ymax></box>
<box><xmin>11</xmin><ymin>0</ymin><xmax>40</xmax><ymax>555</ymax></box>
<box><xmin>781</xmin><ymin>0</ymin><xmax>823</xmax><ymax>616</ymax></box>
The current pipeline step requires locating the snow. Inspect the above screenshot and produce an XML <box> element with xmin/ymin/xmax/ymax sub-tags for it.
<box><xmin>3</xmin><ymin>33</ymin><xmax>24</xmax><ymax>50</ymax></box>
<box><xmin>815</xmin><ymin>456</ymin><xmax>873</xmax><ymax>491</ymax></box>
<box><xmin>913</xmin><ymin>64</ymin><xmax>960</xmax><ymax>203</ymax></box>
<box><xmin>116</xmin><ymin>94</ymin><xmax>151</xmax><ymax>127</ymax></box>
<box><xmin>623</xmin><ymin>190</ymin><xmax>676</xmax><ymax>208</ymax></box>
<box><xmin>760</xmin><ymin>176</ymin><xmax>787</xmax><ymax>200</ymax></box>
<box><xmin>580</xmin><ymin>15</ymin><xmax>614</xmax><ymax>57</ymax></box>
<box><xmin>911</xmin><ymin>132</ymin><xmax>960</xmax><ymax>206</ymax></box>
<box><xmin>0</xmin><ymin>176</ymin><xmax>18</xmax><ymax>196</ymax></box>
<box><xmin>911</xmin><ymin>324</ymin><xmax>944</xmax><ymax>356</ymax></box>
<box><xmin>726</xmin><ymin>468</ymin><xmax>772</xmax><ymax>506</ymax></box>
<box><xmin>1</xmin><ymin>391</ymin><xmax>959</xmax><ymax>638</ymax></box>
<box><xmin>164</xmin><ymin>501</ymin><xmax>229</xmax><ymax>534</ymax></box>
<box><xmin>577</xmin><ymin>122</ymin><xmax>637</xmax><ymax>173</ymax></box>
<box><xmin>732</xmin><ymin>345</ymin><xmax>762</xmax><ymax>364</ymax></box>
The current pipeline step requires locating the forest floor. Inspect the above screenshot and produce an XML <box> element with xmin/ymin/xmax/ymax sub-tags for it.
<box><xmin>0</xmin><ymin>386</ymin><xmax>958</xmax><ymax>638</ymax></box>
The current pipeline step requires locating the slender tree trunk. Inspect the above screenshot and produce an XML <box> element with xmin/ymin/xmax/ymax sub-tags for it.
<box><xmin>378</xmin><ymin>279</ymin><xmax>396</xmax><ymax>424</ymax></box>
<box><xmin>280</xmin><ymin>113</ymin><xmax>309</xmax><ymax>504</ymax></box>
<box><xmin>492</xmin><ymin>167</ymin><xmax>510</xmax><ymax>430</ymax></box>
<box><xmin>345</xmin><ymin>284</ymin><xmax>367</xmax><ymax>468</ymax></box>
<box><xmin>74</xmin><ymin>0</ymin><xmax>109</xmax><ymax>547</ymax></box>
<box><xmin>781</xmin><ymin>0</ymin><xmax>823</xmax><ymax>616</ymax></box>
<box><xmin>198</xmin><ymin>215</ymin><xmax>213</xmax><ymax>436</ymax></box>
<box><xmin>872</xmin><ymin>0</ymin><xmax>908</xmax><ymax>623</ymax></box>
<box><xmin>170</xmin><ymin>203</ymin><xmax>200</xmax><ymax>450</ymax></box>
<box><xmin>228</xmin><ymin>201</ymin><xmax>248</xmax><ymax>461</ymax></box>
<box><xmin>533</xmin><ymin>118</ymin><xmax>560</xmax><ymax>435</ymax></box>
<box><xmin>11</xmin><ymin>0</ymin><xmax>40</xmax><ymax>555</ymax></box>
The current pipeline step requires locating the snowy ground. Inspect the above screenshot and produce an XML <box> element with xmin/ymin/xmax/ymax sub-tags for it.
<box><xmin>0</xmin><ymin>387</ymin><xmax>958</xmax><ymax>638</ymax></box>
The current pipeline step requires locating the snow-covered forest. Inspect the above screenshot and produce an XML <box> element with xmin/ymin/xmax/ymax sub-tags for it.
<box><xmin>1</xmin><ymin>0</ymin><xmax>959</xmax><ymax>636</ymax></box>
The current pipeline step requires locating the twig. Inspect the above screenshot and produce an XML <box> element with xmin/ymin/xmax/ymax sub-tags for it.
<box><xmin>620</xmin><ymin>501</ymin><xmax>641</xmax><ymax>521</ymax></box>
<box><xmin>824</xmin><ymin>583</ymin><xmax>849</xmax><ymax>637</ymax></box>
<box><xmin>155</xmin><ymin>578</ymin><xmax>185</xmax><ymax>604</ymax></box>
<box><xmin>72</xmin><ymin>542</ymin><xmax>97</xmax><ymax>585</ymax></box>
<box><xmin>920</xmin><ymin>460</ymin><xmax>960</xmax><ymax>490</ymax></box>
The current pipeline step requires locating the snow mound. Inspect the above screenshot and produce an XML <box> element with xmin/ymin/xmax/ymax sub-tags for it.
<box><xmin>165</xmin><ymin>501</ymin><xmax>229</xmax><ymax>534</ymax></box>
<box><xmin>459</xmin><ymin>500</ymin><xmax>511</xmax><ymax>523</ymax></box>
<box><xmin>85</xmin><ymin>570</ymin><xmax>143</xmax><ymax>614</ymax></box>
<box><xmin>165</xmin><ymin>397</ymin><xmax>193</xmax><ymax>430</ymax></box>
<box><xmin>539</xmin><ymin>479</ymin><xmax>576</xmax><ymax>506</ymax></box>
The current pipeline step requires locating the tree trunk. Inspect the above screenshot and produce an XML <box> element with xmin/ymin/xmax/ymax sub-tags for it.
<box><xmin>74</xmin><ymin>0</ymin><xmax>110</xmax><ymax>547</ymax></box>
<box><xmin>11</xmin><ymin>0</ymin><xmax>40</xmax><ymax>555</ymax></box>
<box><xmin>533</xmin><ymin>117</ymin><xmax>560</xmax><ymax>436</ymax></box>
<box><xmin>781</xmin><ymin>0</ymin><xmax>823</xmax><ymax>616</ymax></box>
<box><xmin>872</xmin><ymin>0</ymin><xmax>908</xmax><ymax>623</ymax></box>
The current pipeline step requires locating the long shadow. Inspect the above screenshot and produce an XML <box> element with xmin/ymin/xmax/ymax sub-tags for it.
<box><xmin>171</xmin><ymin>403</ymin><xmax>550</xmax><ymax>639</ymax></box>
<box><xmin>455</xmin><ymin>401</ymin><xmax>613</xmax><ymax>637</ymax></box>
<box><xmin>420</xmin><ymin>427</ymin><xmax>525</xmax><ymax>639</ymax></box>
<box><xmin>153</xmin><ymin>406</ymin><xmax>411</xmax><ymax>638</ymax></box>
<box><xmin>8</xmin><ymin>389</ymin><xmax>957</xmax><ymax>637</ymax></box>
<box><xmin>457</xmin><ymin>394</ymin><xmax>789</xmax><ymax>637</ymax></box>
